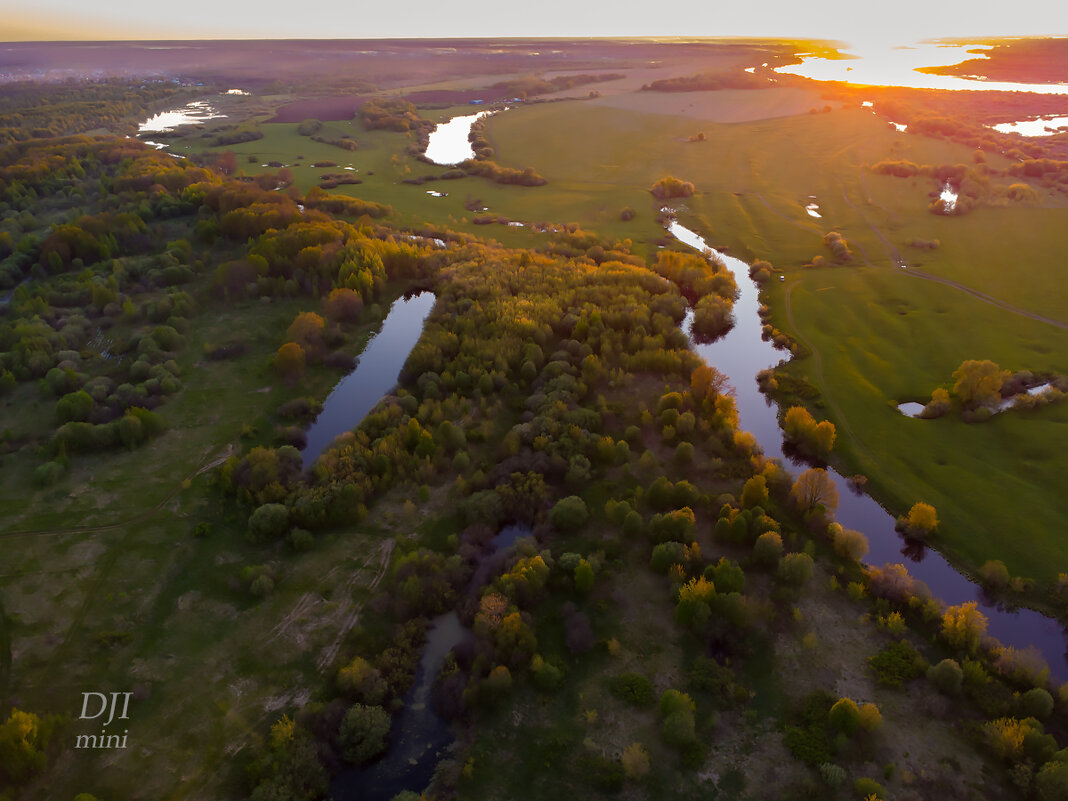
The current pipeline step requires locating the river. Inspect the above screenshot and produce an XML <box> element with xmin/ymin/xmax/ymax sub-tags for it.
<box><xmin>670</xmin><ymin>217</ymin><xmax>1068</xmax><ymax>681</ymax></box>
<box><xmin>776</xmin><ymin>40</ymin><xmax>1068</xmax><ymax>96</ymax></box>
<box><xmin>331</xmin><ymin>523</ymin><xmax>531</xmax><ymax>800</ymax></box>
<box><xmin>302</xmin><ymin>291</ymin><xmax>436</xmax><ymax>469</ymax></box>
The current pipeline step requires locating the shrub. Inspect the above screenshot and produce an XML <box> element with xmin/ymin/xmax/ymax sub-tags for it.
<box><xmin>869</xmin><ymin>640</ymin><xmax>926</xmax><ymax>687</ymax></box>
<box><xmin>247</xmin><ymin>503</ymin><xmax>290</xmax><ymax>543</ymax></box>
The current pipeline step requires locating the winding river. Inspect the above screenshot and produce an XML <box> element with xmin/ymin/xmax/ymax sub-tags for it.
<box><xmin>670</xmin><ymin>218</ymin><xmax>1068</xmax><ymax>680</ymax></box>
<box><xmin>302</xmin><ymin>291</ymin><xmax>436</xmax><ymax>468</ymax></box>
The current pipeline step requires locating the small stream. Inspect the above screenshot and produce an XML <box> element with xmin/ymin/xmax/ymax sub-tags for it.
<box><xmin>669</xmin><ymin>217</ymin><xmax>1068</xmax><ymax>680</ymax></box>
<box><xmin>302</xmin><ymin>291</ymin><xmax>436</xmax><ymax>469</ymax></box>
<box><xmin>331</xmin><ymin>523</ymin><xmax>531</xmax><ymax>800</ymax></box>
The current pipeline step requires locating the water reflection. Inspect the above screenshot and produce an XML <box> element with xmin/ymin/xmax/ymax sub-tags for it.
<box><xmin>990</xmin><ymin>115</ymin><xmax>1068</xmax><ymax>136</ymax></box>
<box><xmin>302</xmin><ymin>292</ymin><xmax>436</xmax><ymax>468</ymax></box>
<box><xmin>139</xmin><ymin>100</ymin><xmax>226</xmax><ymax>133</ymax></box>
<box><xmin>777</xmin><ymin>40</ymin><xmax>1068</xmax><ymax>95</ymax></box>
<box><xmin>424</xmin><ymin>109</ymin><xmax>501</xmax><ymax>166</ymax></box>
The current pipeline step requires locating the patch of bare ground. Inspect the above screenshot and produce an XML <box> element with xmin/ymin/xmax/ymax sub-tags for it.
<box><xmin>778</xmin><ymin>564</ymin><xmax>994</xmax><ymax>798</ymax></box>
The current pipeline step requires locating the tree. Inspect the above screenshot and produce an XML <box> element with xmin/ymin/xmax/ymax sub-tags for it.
<box><xmin>952</xmin><ymin>359</ymin><xmax>1004</xmax><ymax>409</ymax></box>
<box><xmin>1036</xmin><ymin>761</ymin><xmax>1068</xmax><ymax>801</ymax></box>
<box><xmin>276</xmin><ymin>342</ymin><xmax>306</xmax><ymax>383</ymax></box>
<box><xmin>789</xmin><ymin>468</ymin><xmax>838</xmax><ymax>516</ymax></box>
<box><xmin>287</xmin><ymin>312</ymin><xmax>326</xmax><ymax>353</ymax></box>
<box><xmin>942</xmin><ymin>602</ymin><xmax>988</xmax><ymax>654</ymax></box>
<box><xmin>650</xmin><ymin>175</ymin><xmax>695</xmax><ymax>200</ymax></box>
<box><xmin>323</xmin><ymin>288</ymin><xmax>364</xmax><ymax>321</ymax></box>
<box><xmin>828</xmin><ymin>697</ymin><xmax>861</xmax><ymax>734</ymax></box>
<box><xmin>338</xmin><ymin>656</ymin><xmax>388</xmax><ymax>705</ymax></box>
<box><xmin>778</xmin><ymin>552</ymin><xmax>814</xmax><ymax>586</ymax></box>
<box><xmin>1020</xmin><ymin>687</ymin><xmax>1055</xmax><ymax>719</ymax></box>
<box><xmin>248</xmin><ymin>503</ymin><xmax>290</xmax><ymax>543</ymax></box>
<box><xmin>753</xmin><ymin>531</ymin><xmax>783</xmax><ymax>568</ymax></box>
<box><xmin>740</xmin><ymin>475</ymin><xmax>768</xmax><ymax>509</ymax></box>
<box><xmin>903</xmin><ymin>502</ymin><xmax>938</xmax><ymax>539</ymax></box>
<box><xmin>550</xmin><ymin>496</ymin><xmax>589</xmax><ymax>531</ymax></box>
<box><xmin>832</xmin><ymin>525</ymin><xmax>869</xmax><ymax>562</ymax></box>
<box><xmin>339</xmin><ymin>704</ymin><xmax>390</xmax><ymax>764</ymax></box>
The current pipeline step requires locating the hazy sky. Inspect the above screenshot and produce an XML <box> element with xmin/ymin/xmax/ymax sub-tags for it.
<box><xmin>0</xmin><ymin>0</ymin><xmax>1056</xmax><ymax>45</ymax></box>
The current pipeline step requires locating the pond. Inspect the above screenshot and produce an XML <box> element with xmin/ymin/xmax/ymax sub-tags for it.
<box><xmin>302</xmin><ymin>292</ymin><xmax>436</xmax><ymax>469</ymax></box>
<box><xmin>668</xmin><ymin>216</ymin><xmax>1068</xmax><ymax>681</ymax></box>
<box><xmin>423</xmin><ymin>109</ymin><xmax>501</xmax><ymax>165</ymax></box>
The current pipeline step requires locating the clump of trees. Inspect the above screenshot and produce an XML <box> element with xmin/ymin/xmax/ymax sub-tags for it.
<box><xmin>781</xmin><ymin>406</ymin><xmax>836</xmax><ymax>459</ymax></box>
<box><xmin>822</xmin><ymin>231</ymin><xmax>854</xmax><ymax>262</ymax></box>
<box><xmin>651</xmin><ymin>176</ymin><xmax>695</xmax><ymax>200</ymax></box>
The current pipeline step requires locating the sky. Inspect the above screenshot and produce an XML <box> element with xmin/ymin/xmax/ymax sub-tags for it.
<box><xmin>0</xmin><ymin>0</ymin><xmax>1057</xmax><ymax>46</ymax></box>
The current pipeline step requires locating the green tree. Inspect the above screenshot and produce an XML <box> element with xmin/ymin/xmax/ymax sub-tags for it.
<box><xmin>339</xmin><ymin>704</ymin><xmax>391</xmax><ymax>765</ymax></box>
<box><xmin>927</xmin><ymin>658</ymin><xmax>963</xmax><ymax>695</ymax></box>
<box><xmin>550</xmin><ymin>496</ymin><xmax>589</xmax><ymax>531</ymax></box>
<box><xmin>248</xmin><ymin>503</ymin><xmax>290</xmax><ymax>543</ymax></box>
<box><xmin>828</xmin><ymin>697</ymin><xmax>861</xmax><ymax>735</ymax></box>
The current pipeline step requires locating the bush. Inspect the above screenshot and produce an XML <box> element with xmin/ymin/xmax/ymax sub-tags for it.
<box><xmin>927</xmin><ymin>658</ymin><xmax>963</xmax><ymax>695</ymax></box>
<box><xmin>869</xmin><ymin>640</ymin><xmax>926</xmax><ymax>687</ymax></box>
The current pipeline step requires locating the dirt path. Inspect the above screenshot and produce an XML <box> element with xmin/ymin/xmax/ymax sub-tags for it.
<box><xmin>317</xmin><ymin>540</ymin><xmax>394</xmax><ymax>672</ymax></box>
